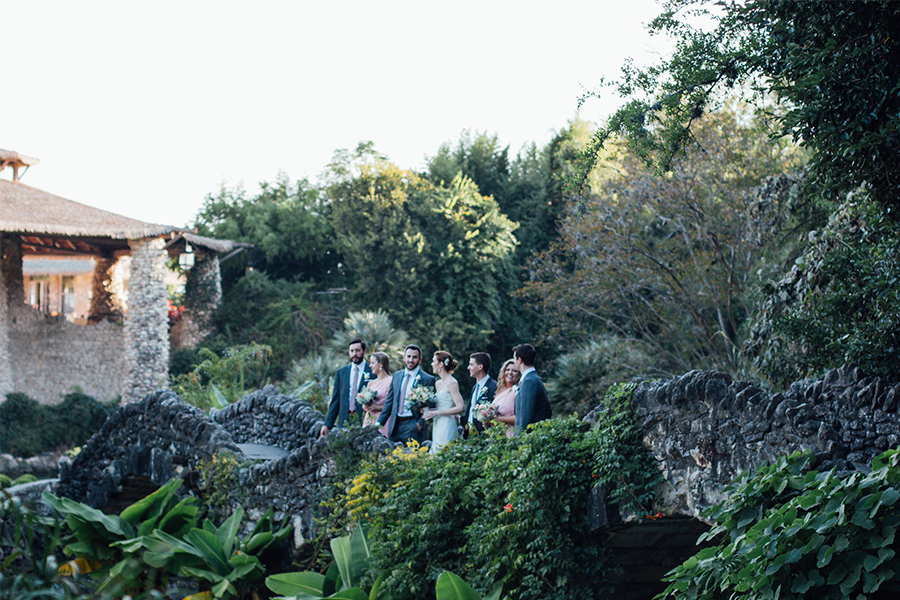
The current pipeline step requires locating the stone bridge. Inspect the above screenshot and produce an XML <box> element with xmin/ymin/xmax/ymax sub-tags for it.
<box><xmin>54</xmin><ymin>365</ymin><xmax>900</xmax><ymax>600</ymax></box>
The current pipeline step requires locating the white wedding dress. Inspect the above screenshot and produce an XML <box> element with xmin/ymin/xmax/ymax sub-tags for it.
<box><xmin>430</xmin><ymin>389</ymin><xmax>458</xmax><ymax>453</ymax></box>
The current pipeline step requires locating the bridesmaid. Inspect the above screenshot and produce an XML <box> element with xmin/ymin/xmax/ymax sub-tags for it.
<box><xmin>363</xmin><ymin>352</ymin><xmax>392</xmax><ymax>437</ymax></box>
<box><xmin>490</xmin><ymin>358</ymin><xmax>519</xmax><ymax>437</ymax></box>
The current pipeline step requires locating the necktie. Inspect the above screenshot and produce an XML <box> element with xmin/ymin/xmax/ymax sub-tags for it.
<box><xmin>470</xmin><ymin>383</ymin><xmax>481</xmax><ymax>422</ymax></box>
<box><xmin>350</xmin><ymin>366</ymin><xmax>359</xmax><ymax>411</ymax></box>
<box><xmin>400</xmin><ymin>372</ymin><xmax>411</xmax><ymax>414</ymax></box>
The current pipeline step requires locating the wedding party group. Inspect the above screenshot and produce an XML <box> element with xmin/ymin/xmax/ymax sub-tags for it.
<box><xmin>318</xmin><ymin>341</ymin><xmax>552</xmax><ymax>453</ymax></box>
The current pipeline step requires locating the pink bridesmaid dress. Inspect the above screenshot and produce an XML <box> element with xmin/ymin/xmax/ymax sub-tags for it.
<box><xmin>363</xmin><ymin>377</ymin><xmax>392</xmax><ymax>437</ymax></box>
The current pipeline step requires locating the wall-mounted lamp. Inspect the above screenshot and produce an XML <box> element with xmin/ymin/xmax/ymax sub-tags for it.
<box><xmin>179</xmin><ymin>242</ymin><xmax>195</xmax><ymax>270</ymax></box>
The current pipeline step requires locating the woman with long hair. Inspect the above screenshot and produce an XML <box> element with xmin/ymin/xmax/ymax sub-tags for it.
<box><xmin>362</xmin><ymin>352</ymin><xmax>392</xmax><ymax>437</ymax></box>
<box><xmin>490</xmin><ymin>358</ymin><xmax>519</xmax><ymax>437</ymax></box>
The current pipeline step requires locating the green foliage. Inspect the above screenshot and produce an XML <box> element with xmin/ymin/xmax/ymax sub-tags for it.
<box><xmin>13</xmin><ymin>474</ymin><xmax>38</xmax><ymax>486</ymax></box>
<box><xmin>327</xmin><ymin>147</ymin><xmax>518</xmax><ymax>356</ymax></box>
<box><xmin>267</xmin><ymin>526</ymin><xmax>501</xmax><ymax>600</ymax></box>
<box><xmin>171</xmin><ymin>343</ymin><xmax>273</xmax><ymax>410</ymax></box>
<box><xmin>0</xmin><ymin>393</ymin><xmax>45</xmax><ymax>457</ymax></box>
<box><xmin>0</xmin><ymin>392</ymin><xmax>111</xmax><ymax>458</ymax></box>
<box><xmin>660</xmin><ymin>448</ymin><xmax>900</xmax><ymax>599</ymax></box>
<box><xmin>330</xmin><ymin>399</ymin><xmax>659</xmax><ymax>600</ymax></box>
<box><xmin>44</xmin><ymin>478</ymin><xmax>197</xmax><ymax>595</ymax></box>
<box><xmin>748</xmin><ymin>197</ymin><xmax>900</xmax><ymax>384</ymax></box>
<box><xmin>327</xmin><ymin>309</ymin><xmax>413</xmax><ymax>366</ymax></box>
<box><xmin>528</xmin><ymin>109</ymin><xmax>801</xmax><ymax>378</ymax></box>
<box><xmin>0</xmin><ymin>475</ymin><xmax>11</xmax><ymax>490</ymax></box>
<box><xmin>0</xmin><ymin>490</ymin><xmax>84</xmax><ymax>600</ymax></box>
<box><xmin>546</xmin><ymin>337</ymin><xmax>657</xmax><ymax>417</ymax></box>
<box><xmin>197</xmin><ymin>451</ymin><xmax>245</xmax><ymax>522</ymax></box>
<box><xmin>45</xmin><ymin>478</ymin><xmax>290</xmax><ymax>599</ymax></box>
<box><xmin>209</xmin><ymin>270</ymin><xmax>331</xmax><ymax>381</ymax></box>
<box><xmin>194</xmin><ymin>175</ymin><xmax>343</xmax><ymax>286</ymax></box>
<box><xmin>588</xmin><ymin>0</ymin><xmax>900</xmax><ymax>212</ymax></box>
<box><xmin>286</xmin><ymin>348</ymin><xmax>343</xmax><ymax>413</ymax></box>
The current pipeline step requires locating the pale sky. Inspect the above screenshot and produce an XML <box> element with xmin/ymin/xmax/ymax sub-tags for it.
<box><xmin>3</xmin><ymin>1</ymin><xmax>670</xmax><ymax>228</ymax></box>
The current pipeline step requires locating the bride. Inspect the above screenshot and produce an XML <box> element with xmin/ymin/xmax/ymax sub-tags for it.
<box><xmin>423</xmin><ymin>350</ymin><xmax>465</xmax><ymax>453</ymax></box>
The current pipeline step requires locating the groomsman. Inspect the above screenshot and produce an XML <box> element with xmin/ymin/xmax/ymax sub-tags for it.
<box><xmin>378</xmin><ymin>344</ymin><xmax>436</xmax><ymax>444</ymax></box>
<box><xmin>461</xmin><ymin>352</ymin><xmax>496</xmax><ymax>438</ymax></box>
<box><xmin>512</xmin><ymin>343</ymin><xmax>552</xmax><ymax>434</ymax></box>
<box><xmin>320</xmin><ymin>339</ymin><xmax>372</xmax><ymax>437</ymax></box>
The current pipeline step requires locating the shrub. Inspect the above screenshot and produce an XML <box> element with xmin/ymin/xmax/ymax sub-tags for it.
<box><xmin>0</xmin><ymin>491</ymin><xmax>83</xmax><ymax>599</ymax></box>
<box><xmin>0</xmin><ymin>475</ymin><xmax>11</xmax><ymax>489</ymax></box>
<box><xmin>660</xmin><ymin>448</ymin><xmax>900</xmax><ymax>599</ymax></box>
<box><xmin>546</xmin><ymin>337</ymin><xmax>658</xmax><ymax>417</ymax></box>
<box><xmin>285</xmin><ymin>349</ymin><xmax>342</xmax><ymax>413</ymax></box>
<box><xmin>0</xmin><ymin>393</ymin><xmax>46</xmax><ymax>456</ymax></box>
<box><xmin>328</xmin><ymin>385</ymin><xmax>661</xmax><ymax>600</ymax></box>
<box><xmin>0</xmin><ymin>392</ymin><xmax>110</xmax><ymax>458</ymax></box>
<box><xmin>50</xmin><ymin>392</ymin><xmax>112</xmax><ymax>450</ymax></box>
<box><xmin>171</xmin><ymin>343</ymin><xmax>272</xmax><ymax>410</ymax></box>
<box><xmin>748</xmin><ymin>198</ymin><xmax>900</xmax><ymax>385</ymax></box>
<box><xmin>327</xmin><ymin>309</ymin><xmax>413</xmax><ymax>365</ymax></box>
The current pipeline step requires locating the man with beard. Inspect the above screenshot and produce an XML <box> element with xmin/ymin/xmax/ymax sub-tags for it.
<box><xmin>378</xmin><ymin>344</ymin><xmax>436</xmax><ymax>444</ymax></box>
<box><xmin>320</xmin><ymin>339</ymin><xmax>372</xmax><ymax>437</ymax></box>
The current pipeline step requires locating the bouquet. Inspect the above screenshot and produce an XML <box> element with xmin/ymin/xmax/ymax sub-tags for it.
<box><xmin>473</xmin><ymin>402</ymin><xmax>496</xmax><ymax>424</ymax></box>
<box><xmin>356</xmin><ymin>387</ymin><xmax>377</xmax><ymax>407</ymax></box>
<box><xmin>406</xmin><ymin>381</ymin><xmax>436</xmax><ymax>413</ymax></box>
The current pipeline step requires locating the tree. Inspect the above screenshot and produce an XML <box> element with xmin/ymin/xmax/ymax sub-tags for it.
<box><xmin>428</xmin><ymin>131</ymin><xmax>510</xmax><ymax>207</ymax></box>
<box><xmin>327</xmin><ymin>147</ymin><xmax>518</xmax><ymax>357</ymax></box>
<box><xmin>526</xmin><ymin>109</ymin><xmax>803</xmax><ymax>377</ymax></box>
<box><xmin>194</xmin><ymin>174</ymin><xmax>343</xmax><ymax>287</ymax></box>
<box><xmin>586</xmin><ymin>0</ymin><xmax>900</xmax><ymax>214</ymax></box>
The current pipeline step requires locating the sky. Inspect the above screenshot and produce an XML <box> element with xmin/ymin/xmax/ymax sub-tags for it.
<box><xmin>3</xmin><ymin>1</ymin><xmax>672</xmax><ymax>228</ymax></box>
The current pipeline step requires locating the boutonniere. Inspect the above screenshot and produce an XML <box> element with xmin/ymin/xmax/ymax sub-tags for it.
<box><xmin>363</xmin><ymin>372</ymin><xmax>373</xmax><ymax>382</ymax></box>
<box><xmin>477</xmin><ymin>386</ymin><xmax>489</xmax><ymax>402</ymax></box>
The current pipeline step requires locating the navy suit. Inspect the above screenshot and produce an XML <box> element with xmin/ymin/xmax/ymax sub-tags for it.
<box><xmin>461</xmin><ymin>376</ymin><xmax>497</xmax><ymax>437</ymax></box>
<box><xmin>324</xmin><ymin>362</ymin><xmax>372</xmax><ymax>430</ymax></box>
<box><xmin>514</xmin><ymin>370</ymin><xmax>552</xmax><ymax>434</ymax></box>
<box><xmin>378</xmin><ymin>368</ymin><xmax>436</xmax><ymax>443</ymax></box>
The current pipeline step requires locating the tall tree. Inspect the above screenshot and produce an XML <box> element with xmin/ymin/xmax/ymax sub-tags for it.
<box><xmin>194</xmin><ymin>175</ymin><xmax>343</xmax><ymax>287</ymax></box>
<box><xmin>526</xmin><ymin>109</ymin><xmax>804</xmax><ymax>376</ymax></box>
<box><xmin>585</xmin><ymin>0</ymin><xmax>900</xmax><ymax>213</ymax></box>
<box><xmin>328</xmin><ymin>148</ymin><xmax>518</xmax><ymax>357</ymax></box>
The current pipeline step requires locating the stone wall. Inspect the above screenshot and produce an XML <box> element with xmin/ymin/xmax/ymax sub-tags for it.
<box><xmin>124</xmin><ymin>237</ymin><xmax>170</xmax><ymax>403</ymax></box>
<box><xmin>596</xmin><ymin>365</ymin><xmax>900</xmax><ymax>520</ymax></box>
<box><xmin>55</xmin><ymin>387</ymin><xmax>386</xmax><ymax>547</ymax></box>
<box><xmin>8</xmin><ymin>308</ymin><xmax>128</xmax><ymax>403</ymax></box>
<box><xmin>55</xmin><ymin>390</ymin><xmax>240</xmax><ymax>508</ymax></box>
<box><xmin>171</xmin><ymin>252</ymin><xmax>221</xmax><ymax>350</ymax></box>
<box><xmin>0</xmin><ymin>237</ymin><xmax>13</xmax><ymax>398</ymax></box>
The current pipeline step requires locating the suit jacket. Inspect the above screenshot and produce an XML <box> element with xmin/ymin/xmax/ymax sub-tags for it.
<box><xmin>324</xmin><ymin>362</ymin><xmax>373</xmax><ymax>429</ymax></box>
<box><xmin>461</xmin><ymin>376</ymin><xmax>497</xmax><ymax>437</ymax></box>
<box><xmin>514</xmin><ymin>370</ymin><xmax>552</xmax><ymax>434</ymax></box>
<box><xmin>377</xmin><ymin>368</ymin><xmax>437</xmax><ymax>438</ymax></box>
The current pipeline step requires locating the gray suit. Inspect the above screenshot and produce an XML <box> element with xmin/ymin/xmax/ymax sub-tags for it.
<box><xmin>378</xmin><ymin>368</ymin><xmax>437</xmax><ymax>443</ymax></box>
<box><xmin>514</xmin><ymin>370</ymin><xmax>552</xmax><ymax>434</ymax></box>
<box><xmin>324</xmin><ymin>362</ymin><xmax>372</xmax><ymax>429</ymax></box>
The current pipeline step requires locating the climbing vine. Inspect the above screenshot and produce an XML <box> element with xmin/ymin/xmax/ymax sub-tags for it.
<box><xmin>324</xmin><ymin>384</ymin><xmax>661</xmax><ymax>600</ymax></box>
<box><xmin>660</xmin><ymin>449</ymin><xmax>900</xmax><ymax>599</ymax></box>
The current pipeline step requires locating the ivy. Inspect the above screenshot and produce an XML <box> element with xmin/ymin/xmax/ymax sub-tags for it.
<box><xmin>660</xmin><ymin>449</ymin><xmax>900</xmax><ymax>599</ymax></box>
<box><xmin>328</xmin><ymin>384</ymin><xmax>661</xmax><ymax>600</ymax></box>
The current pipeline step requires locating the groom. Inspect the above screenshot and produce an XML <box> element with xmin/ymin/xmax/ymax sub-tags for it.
<box><xmin>461</xmin><ymin>352</ymin><xmax>496</xmax><ymax>438</ymax></box>
<box><xmin>320</xmin><ymin>338</ymin><xmax>372</xmax><ymax>437</ymax></box>
<box><xmin>512</xmin><ymin>343</ymin><xmax>552</xmax><ymax>435</ymax></box>
<box><xmin>378</xmin><ymin>344</ymin><xmax>436</xmax><ymax>444</ymax></box>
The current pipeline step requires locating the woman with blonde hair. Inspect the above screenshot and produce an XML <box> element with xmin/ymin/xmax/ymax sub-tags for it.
<box><xmin>490</xmin><ymin>358</ymin><xmax>519</xmax><ymax>437</ymax></box>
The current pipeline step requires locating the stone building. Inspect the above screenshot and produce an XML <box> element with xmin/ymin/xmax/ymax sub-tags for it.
<box><xmin>0</xmin><ymin>149</ymin><xmax>246</xmax><ymax>405</ymax></box>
